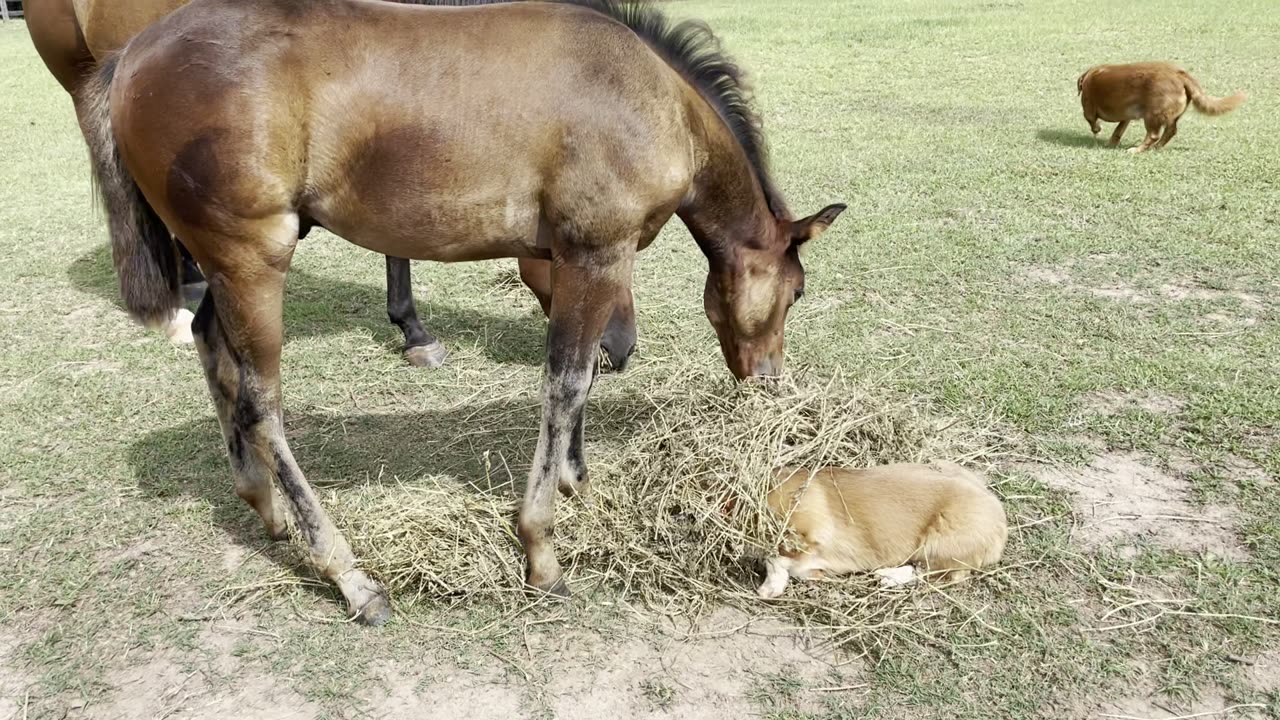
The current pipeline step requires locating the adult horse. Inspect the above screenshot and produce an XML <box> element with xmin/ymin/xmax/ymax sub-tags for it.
<box><xmin>24</xmin><ymin>0</ymin><xmax>639</xmax><ymax>369</ymax></box>
<box><xmin>82</xmin><ymin>0</ymin><xmax>844</xmax><ymax>624</ymax></box>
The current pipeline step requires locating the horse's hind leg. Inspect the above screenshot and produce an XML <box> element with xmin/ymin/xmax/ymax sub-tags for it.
<box><xmin>518</xmin><ymin>248</ymin><xmax>634</xmax><ymax>594</ymax></box>
<box><xmin>192</xmin><ymin>292</ymin><xmax>288</xmax><ymax>541</ymax></box>
<box><xmin>193</xmin><ymin>218</ymin><xmax>389</xmax><ymax>624</ymax></box>
<box><xmin>385</xmin><ymin>256</ymin><xmax>447</xmax><ymax>368</ymax></box>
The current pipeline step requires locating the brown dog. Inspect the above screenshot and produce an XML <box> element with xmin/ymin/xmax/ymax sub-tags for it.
<box><xmin>1077</xmin><ymin>62</ymin><xmax>1245</xmax><ymax>153</ymax></box>
<box><xmin>758</xmin><ymin>463</ymin><xmax>1007</xmax><ymax>598</ymax></box>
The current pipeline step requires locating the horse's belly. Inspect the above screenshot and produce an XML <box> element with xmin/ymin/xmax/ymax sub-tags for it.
<box><xmin>311</xmin><ymin>195</ymin><xmax>549</xmax><ymax>263</ymax></box>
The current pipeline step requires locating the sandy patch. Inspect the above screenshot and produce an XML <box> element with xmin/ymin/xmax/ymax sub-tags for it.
<box><xmin>55</xmin><ymin>606</ymin><xmax>848</xmax><ymax>720</ymax></box>
<box><xmin>96</xmin><ymin>656</ymin><xmax>325</xmax><ymax>720</ymax></box>
<box><xmin>1095</xmin><ymin>691</ymin><xmax>1267</xmax><ymax>719</ymax></box>
<box><xmin>0</xmin><ymin>629</ymin><xmax>35</xmax><ymax>720</ymax></box>
<box><xmin>1035</xmin><ymin>452</ymin><xmax>1244</xmax><ymax>559</ymax></box>
<box><xmin>1160</xmin><ymin>283</ymin><xmax>1264</xmax><ymax>312</ymax></box>
<box><xmin>545</xmin><ymin>608</ymin><xmax>848</xmax><ymax>720</ymax></box>
<box><xmin>1081</xmin><ymin>390</ymin><xmax>1186</xmax><ymax>416</ymax></box>
<box><xmin>1242</xmin><ymin>651</ymin><xmax>1280</xmax><ymax>694</ymax></box>
<box><xmin>1024</xmin><ymin>268</ymin><xmax>1267</xmax><ymax>316</ymax></box>
<box><xmin>359</xmin><ymin>660</ymin><xmax>526</xmax><ymax>720</ymax></box>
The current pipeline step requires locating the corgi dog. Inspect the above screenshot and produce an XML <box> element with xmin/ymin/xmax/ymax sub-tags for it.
<box><xmin>1077</xmin><ymin>62</ymin><xmax>1245</xmax><ymax>153</ymax></box>
<box><xmin>758</xmin><ymin>462</ymin><xmax>1007</xmax><ymax>598</ymax></box>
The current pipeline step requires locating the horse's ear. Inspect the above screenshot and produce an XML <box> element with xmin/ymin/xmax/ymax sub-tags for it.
<box><xmin>790</xmin><ymin>203</ymin><xmax>846</xmax><ymax>245</ymax></box>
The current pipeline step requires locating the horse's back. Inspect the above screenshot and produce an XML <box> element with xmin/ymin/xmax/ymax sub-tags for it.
<box><xmin>113</xmin><ymin>0</ymin><xmax>696</xmax><ymax>259</ymax></box>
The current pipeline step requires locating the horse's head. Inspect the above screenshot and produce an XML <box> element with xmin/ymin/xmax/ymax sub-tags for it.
<box><xmin>703</xmin><ymin>204</ymin><xmax>846</xmax><ymax>380</ymax></box>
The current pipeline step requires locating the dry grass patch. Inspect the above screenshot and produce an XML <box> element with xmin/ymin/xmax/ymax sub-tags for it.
<box><xmin>329</xmin><ymin>373</ymin><xmax>1008</xmax><ymax>653</ymax></box>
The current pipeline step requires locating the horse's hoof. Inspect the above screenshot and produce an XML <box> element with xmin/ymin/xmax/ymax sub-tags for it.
<box><xmin>527</xmin><ymin>574</ymin><xmax>571</xmax><ymax>599</ymax></box>
<box><xmin>353</xmin><ymin>592</ymin><xmax>393</xmax><ymax>627</ymax></box>
<box><xmin>542</xmin><ymin>577</ymin><xmax>571</xmax><ymax>599</ymax></box>
<box><xmin>181</xmin><ymin>281</ymin><xmax>208</xmax><ymax>304</ymax></box>
<box><xmin>404</xmin><ymin>341</ymin><xmax>447</xmax><ymax>368</ymax></box>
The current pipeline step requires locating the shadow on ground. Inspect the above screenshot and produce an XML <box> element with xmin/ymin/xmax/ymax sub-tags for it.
<box><xmin>67</xmin><ymin>243</ymin><xmax>547</xmax><ymax>367</ymax></box>
<box><xmin>126</xmin><ymin>390</ymin><xmax>657</xmax><ymax>554</ymax></box>
<box><xmin>1035</xmin><ymin>127</ymin><xmax>1189</xmax><ymax>153</ymax></box>
<box><xmin>1035</xmin><ymin>128</ymin><xmax>1105</xmax><ymax>149</ymax></box>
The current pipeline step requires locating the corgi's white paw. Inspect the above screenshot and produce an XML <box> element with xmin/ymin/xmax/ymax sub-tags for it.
<box><xmin>875</xmin><ymin>565</ymin><xmax>917</xmax><ymax>588</ymax></box>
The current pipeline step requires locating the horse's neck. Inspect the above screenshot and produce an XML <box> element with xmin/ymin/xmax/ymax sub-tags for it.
<box><xmin>678</xmin><ymin>116</ymin><xmax>776</xmax><ymax>267</ymax></box>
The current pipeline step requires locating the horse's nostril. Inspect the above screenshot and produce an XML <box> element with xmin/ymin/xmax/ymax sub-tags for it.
<box><xmin>751</xmin><ymin>357</ymin><xmax>783</xmax><ymax>378</ymax></box>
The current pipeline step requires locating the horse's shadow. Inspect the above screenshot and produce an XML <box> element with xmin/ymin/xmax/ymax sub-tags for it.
<box><xmin>67</xmin><ymin>243</ymin><xmax>547</xmax><ymax>367</ymax></box>
<box><xmin>127</xmin><ymin>391</ymin><xmax>657</xmax><ymax>572</ymax></box>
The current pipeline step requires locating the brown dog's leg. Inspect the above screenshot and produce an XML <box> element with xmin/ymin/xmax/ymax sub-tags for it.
<box><xmin>1155</xmin><ymin>119</ymin><xmax>1179</xmax><ymax>149</ymax></box>
<box><xmin>1129</xmin><ymin>118</ymin><xmax>1162</xmax><ymax>154</ymax></box>
<box><xmin>1108</xmin><ymin>121</ymin><xmax>1130</xmax><ymax>147</ymax></box>
<box><xmin>1083</xmin><ymin>100</ymin><xmax>1101</xmax><ymax>137</ymax></box>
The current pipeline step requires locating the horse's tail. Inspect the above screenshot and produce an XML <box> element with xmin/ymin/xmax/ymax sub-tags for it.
<box><xmin>78</xmin><ymin>55</ymin><xmax>181</xmax><ymax>329</ymax></box>
<box><xmin>1181</xmin><ymin>70</ymin><xmax>1246</xmax><ymax>116</ymax></box>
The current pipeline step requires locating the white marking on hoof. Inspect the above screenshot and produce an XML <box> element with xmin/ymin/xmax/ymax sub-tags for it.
<box><xmin>164</xmin><ymin>309</ymin><xmax>195</xmax><ymax>344</ymax></box>
<box><xmin>404</xmin><ymin>340</ymin><xmax>447</xmax><ymax>369</ymax></box>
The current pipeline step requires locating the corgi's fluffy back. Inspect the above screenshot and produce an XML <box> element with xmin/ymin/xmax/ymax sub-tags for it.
<box><xmin>767</xmin><ymin>463</ymin><xmax>1007</xmax><ymax>579</ymax></box>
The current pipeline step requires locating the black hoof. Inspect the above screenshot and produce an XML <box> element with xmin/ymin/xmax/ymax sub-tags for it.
<box><xmin>404</xmin><ymin>340</ymin><xmax>448</xmax><ymax>369</ymax></box>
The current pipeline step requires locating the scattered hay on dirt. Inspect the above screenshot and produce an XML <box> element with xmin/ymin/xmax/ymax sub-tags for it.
<box><xmin>330</xmin><ymin>372</ymin><xmax>1004</xmax><ymax>650</ymax></box>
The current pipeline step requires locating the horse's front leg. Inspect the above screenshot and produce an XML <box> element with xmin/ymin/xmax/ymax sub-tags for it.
<box><xmin>518</xmin><ymin>251</ymin><xmax>632</xmax><ymax>595</ymax></box>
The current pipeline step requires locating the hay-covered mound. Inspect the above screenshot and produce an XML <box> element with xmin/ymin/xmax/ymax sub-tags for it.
<box><xmin>333</xmin><ymin>373</ymin><xmax>995</xmax><ymax>621</ymax></box>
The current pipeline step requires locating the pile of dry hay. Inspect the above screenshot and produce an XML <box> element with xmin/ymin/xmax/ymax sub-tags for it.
<box><xmin>331</xmin><ymin>371</ymin><xmax>1002</xmax><ymax>641</ymax></box>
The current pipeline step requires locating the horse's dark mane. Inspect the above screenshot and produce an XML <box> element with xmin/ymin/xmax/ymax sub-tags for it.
<box><xmin>385</xmin><ymin>0</ymin><xmax>785</xmax><ymax>218</ymax></box>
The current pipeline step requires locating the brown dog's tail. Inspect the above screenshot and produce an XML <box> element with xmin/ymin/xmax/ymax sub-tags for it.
<box><xmin>1181</xmin><ymin>71</ymin><xmax>1246</xmax><ymax>116</ymax></box>
<box><xmin>1077</xmin><ymin>70</ymin><xmax>1087</xmax><ymax>95</ymax></box>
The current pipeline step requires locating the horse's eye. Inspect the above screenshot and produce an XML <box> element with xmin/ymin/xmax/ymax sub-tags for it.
<box><xmin>793</xmin><ymin>287</ymin><xmax>805</xmax><ymax>303</ymax></box>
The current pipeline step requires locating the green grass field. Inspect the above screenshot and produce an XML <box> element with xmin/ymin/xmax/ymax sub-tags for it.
<box><xmin>1</xmin><ymin>1</ymin><xmax>1277</xmax><ymax>718</ymax></box>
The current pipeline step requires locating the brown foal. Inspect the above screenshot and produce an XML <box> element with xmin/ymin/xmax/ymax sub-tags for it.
<box><xmin>25</xmin><ymin>0</ymin><xmax>638</xmax><ymax>369</ymax></box>
<box><xmin>82</xmin><ymin>0</ymin><xmax>844</xmax><ymax>624</ymax></box>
